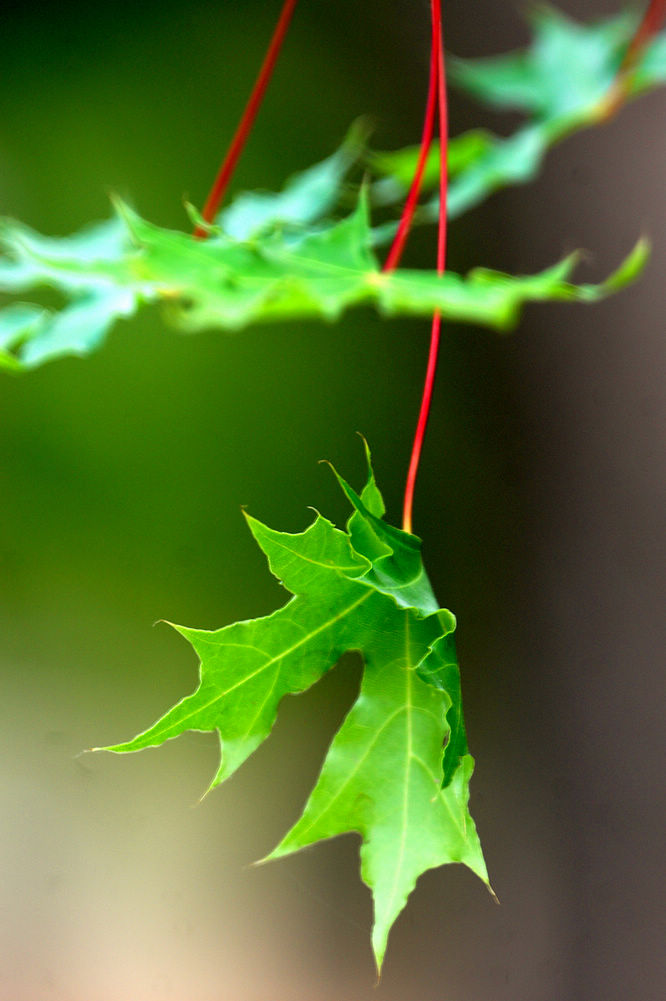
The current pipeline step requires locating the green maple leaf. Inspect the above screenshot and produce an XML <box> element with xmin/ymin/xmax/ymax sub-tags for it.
<box><xmin>0</xmin><ymin>182</ymin><xmax>646</xmax><ymax>370</ymax></box>
<box><xmin>101</xmin><ymin>444</ymin><xmax>490</xmax><ymax>969</ymax></box>
<box><xmin>371</xmin><ymin>8</ymin><xmax>666</xmax><ymax>219</ymax></box>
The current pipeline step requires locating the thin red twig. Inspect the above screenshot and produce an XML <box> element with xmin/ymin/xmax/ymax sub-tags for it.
<box><xmin>194</xmin><ymin>0</ymin><xmax>299</xmax><ymax>238</ymax></box>
<box><xmin>604</xmin><ymin>0</ymin><xmax>666</xmax><ymax>115</ymax></box>
<box><xmin>621</xmin><ymin>0</ymin><xmax>666</xmax><ymax>72</ymax></box>
<box><xmin>402</xmin><ymin>0</ymin><xmax>448</xmax><ymax>535</ymax></box>
<box><xmin>382</xmin><ymin>32</ymin><xmax>439</xmax><ymax>272</ymax></box>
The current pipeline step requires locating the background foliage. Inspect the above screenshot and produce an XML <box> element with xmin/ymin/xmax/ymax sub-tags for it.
<box><xmin>1</xmin><ymin>2</ymin><xmax>665</xmax><ymax>999</ymax></box>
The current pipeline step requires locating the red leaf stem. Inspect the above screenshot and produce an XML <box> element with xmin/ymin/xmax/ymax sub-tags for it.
<box><xmin>194</xmin><ymin>0</ymin><xmax>299</xmax><ymax>238</ymax></box>
<box><xmin>382</xmin><ymin>34</ymin><xmax>439</xmax><ymax>272</ymax></box>
<box><xmin>621</xmin><ymin>0</ymin><xmax>666</xmax><ymax>71</ymax></box>
<box><xmin>604</xmin><ymin>0</ymin><xmax>666</xmax><ymax>115</ymax></box>
<box><xmin>402</xmin><ymin>0</ymin><xmax>448</xmax><ymax>535</ymax></box>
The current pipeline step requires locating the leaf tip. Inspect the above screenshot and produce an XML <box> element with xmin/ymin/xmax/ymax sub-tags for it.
<box><xmin>319</xmin><ymin>456</ymin><xmax>351</xmax><ymax>500</ymax></box>
<box><xmin>249</xmin><ymin>852</ymin><xmax>273</xmax><ymax>869</ymax></box>
<box><xmin>354</xmin><ymin>430</ymin><xmax>373</xmax><ymax>470</ymax></box>
<box><xmin>251</xmin><ymin>840</ymin><xmax>292</xmax><ymax>868</ymax></box>
<box><xmin>371</xmin><ymin>924</ymin><xmax>389</xmax><ymax>979</ymax></box>
<box><xmin>240</xmin><ymin>506</ymin><xmax>257</xmax><ymax>528</ymax></box>
<box><xmin>183</xmin><ymin>199</ymin><xmax>222</xmax><ymax>235</ymax></box>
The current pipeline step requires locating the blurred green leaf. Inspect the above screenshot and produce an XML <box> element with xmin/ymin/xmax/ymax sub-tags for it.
<box><xmin>449</xmin><ymin>7</ymin><xmax>639</xmax><ymax>119</ymax></box>
<box><xmin>217</xmin><ymin>119</ymin><xmax>368</xmax><ymax>240</ymax></box>
<box><xmin>370</xmin><ymin>129</ymin><xmax>494</xmax><ymax>192</ymax></box>
<box><xmin>0</xmin><ymin>186</ymin><xmax>646</xmax><ymax>369</ymax></box>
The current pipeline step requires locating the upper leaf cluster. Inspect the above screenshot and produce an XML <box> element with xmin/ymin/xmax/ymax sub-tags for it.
<box><xmin>1</xmin><ymin>8</ymin><xmax>661</xmax><ymax>370</ymax></box>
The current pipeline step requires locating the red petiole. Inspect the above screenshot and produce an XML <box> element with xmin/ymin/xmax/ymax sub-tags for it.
<box><xmin>193</xmin><ymin>0</ymin><xmax>447</xmax><ymax>534</ymax></box>
<box><xmin>620</xmin><ymin>0</ymin><xmax>666</xmax><ymax>72</ymax></box>
<box><xmin>605</xmin><ymin>0</ymin><xmax>666</xmax><ymax>114</ymax></box>
<box><xmin>382</xmin><ymin>28</ymin><xmax>439</xmax><ymax>273</ymax></box>
<box><xmin>194</xmin><ymin>0</ymin><xmax>299</xmax><ymax>238</ymax></box>
<box><xmin>399</xmin><ymin>0</ymin><xmax>447</xmax><ymax>535</ymax></box>
<box><xmin>195</xmin><ymin>0</ymin><xmax>449</xmax><ymax>532</ymax></box>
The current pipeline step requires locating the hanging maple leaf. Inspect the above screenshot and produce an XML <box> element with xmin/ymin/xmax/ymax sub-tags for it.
<box><xmin>100</xmin><ymin>444</ymin><xmax>491</xmax><ymax>970</ymax></box>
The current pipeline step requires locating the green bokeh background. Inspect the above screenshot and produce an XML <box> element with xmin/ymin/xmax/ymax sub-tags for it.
<box><xmin>2</xmin><ymin>3</ymin><xmax>664</xmax><ymax>999</ymax></box>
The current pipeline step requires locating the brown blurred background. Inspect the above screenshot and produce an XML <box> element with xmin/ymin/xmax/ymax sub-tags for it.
<box><xmin>1</xmin><ymin>2</ymin><xmax>664</xmax><ymax>999</ymax></box>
